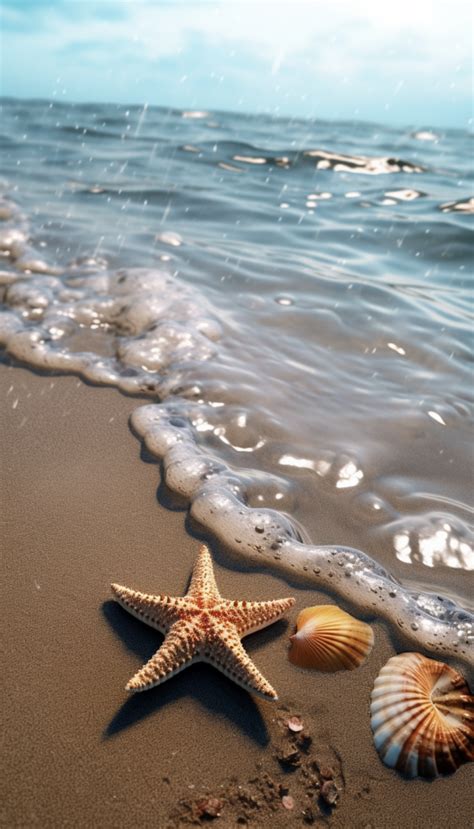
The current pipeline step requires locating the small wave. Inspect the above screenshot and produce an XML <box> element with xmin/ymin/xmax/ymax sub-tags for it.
<box><xmin>0</xmin><ymin>195</ymin><xmax>472</xmax><ymax>670</ymax></box>
<box><xmin>439</xmin><ymin>197</ymin><xmax>474</xmax><ymax>214</ymax></box>
<box><xmin>191</xmin><ymin>140</ymin><xmax>426</xmax><ymax>175</ymax></box>
<box><xmin>302</xmin><ymin>149</ymin><xmax>425</xmax><ymax>174</ymax></box>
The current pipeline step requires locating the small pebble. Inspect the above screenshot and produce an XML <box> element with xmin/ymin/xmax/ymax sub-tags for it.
<box><xmin>276</xmin><ymin>741</ymin><xmax>301</xmax><ymax>768</ymax></box>
<box><xmin>320</xmin><ymin>780</ymin><xmax>339</xmax><ymax>807</ymax></box>
<box><xmin>287</xmin><ymin>716</ymin><xmax>304</xmax><ymax>732</ymax></box>
<box><xmin>195</xmin><ymin>797</ymin><xmax>223</xmax><ymax>818</ymax></box>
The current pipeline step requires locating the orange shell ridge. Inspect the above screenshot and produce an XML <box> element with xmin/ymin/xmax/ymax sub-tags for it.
<box><xmin>370</xmin><ymin>652</ymin><xmax>474</xmax><ymax>778</ymax></box>
<box><xmin>288</xmin><ymin>604</ymin><xmax>374</xmax><ymax>672</ymax></box>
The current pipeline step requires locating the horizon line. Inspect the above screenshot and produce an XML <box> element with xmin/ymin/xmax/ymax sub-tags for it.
<box><xmin>1</xmin><ymin>93</ymin><xmax>469</xmax><ymax>135</ymax></box>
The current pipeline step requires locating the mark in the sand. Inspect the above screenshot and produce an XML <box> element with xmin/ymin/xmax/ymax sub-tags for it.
<box><xmin>171</xmin><ymin>708</ymin><xmax>344</xmax><ymax>825</ymax></box>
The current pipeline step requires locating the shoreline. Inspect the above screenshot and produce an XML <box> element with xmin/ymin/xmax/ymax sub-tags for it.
<box><xmin>1</xmin><ymin>363</ymin><xmax>472</xmax><ymax>827</ymax></box>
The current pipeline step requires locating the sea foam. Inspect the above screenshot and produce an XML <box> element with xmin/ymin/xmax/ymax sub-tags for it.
<box><xmin>1</xmin><ymin>194</ymin><xmax>472</xmax><ymax>672</ymax></box>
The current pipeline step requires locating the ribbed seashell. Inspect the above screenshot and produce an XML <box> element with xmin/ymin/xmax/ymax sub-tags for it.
<box><xmin>370</xmin><ymin>652</ymin><xmax>474</xmax><ymax>778</ymax></box>
<box><xmin>288</xmin><ymin>605</ymin><xmax>374</xmax><ymax>672</ymax></box>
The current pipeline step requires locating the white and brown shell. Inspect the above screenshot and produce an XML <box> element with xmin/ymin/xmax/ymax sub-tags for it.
<box><xmin>370</xmin><ymin>652</ymin><xmax>474</xmax><ymax>778</ymax></box>
<box><xmin>288</xmin><ymin>605</ymin><xmax>374</xmax><ymax>672</ymax></box>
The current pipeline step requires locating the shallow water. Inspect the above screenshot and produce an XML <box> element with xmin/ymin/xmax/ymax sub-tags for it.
<box><xmin>0</xmin><ymin>98</ymin><xmax>473</xmax><ymax>661</ymax></box>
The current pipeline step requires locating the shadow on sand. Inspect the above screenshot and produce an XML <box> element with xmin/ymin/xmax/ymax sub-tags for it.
<box><xmin>102</xmin><ymin>600</ymin><xmax>289</xmax><ymax>747</ymax></box>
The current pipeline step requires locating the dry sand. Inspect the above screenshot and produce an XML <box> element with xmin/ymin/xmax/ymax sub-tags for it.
<box><xmin>1</xmin><ymin>363</ymin><xmax>472</xmax><ymax>827</ymax></box>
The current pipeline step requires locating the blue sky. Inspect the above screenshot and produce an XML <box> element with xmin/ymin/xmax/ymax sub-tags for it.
<box><xmin>1</xmin><ymin>0</ymin><xmax>472</xmax><ymax>128</ymax></box>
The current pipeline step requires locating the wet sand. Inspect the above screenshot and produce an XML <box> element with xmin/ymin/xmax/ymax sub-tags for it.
<box><xmin>1</xmin><ymin>363</ymin><xmax>472</xmax><ymax>827</ymax></box>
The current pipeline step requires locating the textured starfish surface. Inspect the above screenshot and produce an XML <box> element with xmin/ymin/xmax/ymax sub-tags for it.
<box><xmin>111</xmin><ymin>544</ymin><xmax>295</xmax><ymax>700</ymax></box>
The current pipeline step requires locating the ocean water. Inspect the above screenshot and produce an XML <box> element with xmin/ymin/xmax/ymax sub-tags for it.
<box><xmin>1</xmin><ymin>98</ymin><xmax>473</xmax><ymax>665</ymax></box>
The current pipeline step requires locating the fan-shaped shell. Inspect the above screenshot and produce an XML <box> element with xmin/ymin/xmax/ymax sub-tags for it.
<box><xmin>370</xmin><ymin>652</ymin><xmax>474</xmax><ymax>778</ymax></box>
<box><xmin>288</xmin><ymin>605</ymin><xmax>374</xmax><ymax>672</ymax></box>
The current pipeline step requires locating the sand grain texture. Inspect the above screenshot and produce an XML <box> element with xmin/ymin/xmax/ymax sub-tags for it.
<box><xmin>1</xmin><ymin>365</ymin><xmax>472</xmax><ymax>827</ymax></box>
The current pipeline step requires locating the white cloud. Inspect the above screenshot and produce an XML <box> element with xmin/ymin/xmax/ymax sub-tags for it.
<box><xmin>2</xmin><ymin>0</ymin><xmax>472</xmax><ymax>125</ymax></box>
<box><xmin>4</xmin><ymin>0</ymin><xmax>472</xmax><ymax>64</ymax></box>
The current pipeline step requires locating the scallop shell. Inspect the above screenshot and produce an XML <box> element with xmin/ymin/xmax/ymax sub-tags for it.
<box><xmin>288</xmin><ymin>605</ymin><xmax>374</xmax><ymax>672</ymax></box>
<box><xmin>370</xmin><ymin>652</ymin><xmax>474</xmax><ymax>778</ymax></box>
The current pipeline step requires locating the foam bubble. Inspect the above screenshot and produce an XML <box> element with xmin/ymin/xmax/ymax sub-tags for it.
<box><xmin>0</xmin><ymin>198</ymin><xmax>21</xmax><ymax>221</ymax></box>
<box><xmin>155</xmin><ymin>230</ymin><xmax>183</xmax><ymax>247</ymax></box>
<box><xmin>0</xmin><ymin>227</ymin><xmax>28</xmax><ymax>257</ymax></box>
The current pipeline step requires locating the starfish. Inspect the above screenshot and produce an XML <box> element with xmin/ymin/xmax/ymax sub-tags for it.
<box><xmin>111</xmin><ymin>544</ymin><xmax>295</xmax><ymax>700</ymax></box>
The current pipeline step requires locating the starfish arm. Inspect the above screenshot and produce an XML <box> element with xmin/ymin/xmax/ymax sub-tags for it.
<box><xmin>111</xmin><ymin>583</ymin><xmax>189</xmax><ymax>634</ymax></box>
<box><xmin>221</xmin><ymin>597</ymin><xmax>295</xmax><ymax>637</ymax></box>
<box><xmin>125</xmin><ymin>621</ymin><xmax>200</xmax><ymax>692</ymax></box>
<box><xmin>111</xmin><ymin>548</ymin><xmax>294</xmax><ymax>700</ymax></box>
<box><xmin>186</xmin><ymin>544</ymin><xmax>221</xmax><ymax>601</ymax></box>
<box><xmin>205</xmin><ymin>629</ymin><xmax>279</xmax><ymax>700</ymax></box>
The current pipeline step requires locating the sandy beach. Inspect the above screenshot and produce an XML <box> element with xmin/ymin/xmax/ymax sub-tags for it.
<box><xmin>1</xmin><ymin>362</ymin><xmax>472</xmax><ymax>828</ymax></box>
